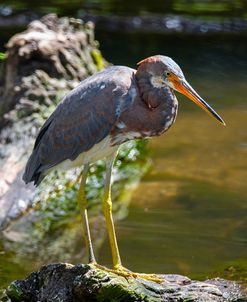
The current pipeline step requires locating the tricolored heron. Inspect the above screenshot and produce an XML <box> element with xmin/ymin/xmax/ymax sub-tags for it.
<box><xmin>23</xmin><ymin>55</ymin><xmax>225</xmax><ymax>282</ymax></box>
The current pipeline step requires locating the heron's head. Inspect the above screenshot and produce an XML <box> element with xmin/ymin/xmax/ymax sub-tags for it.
<box><xmin>137</xmin><ymin>55</ymin><xmax>225</xmax><ymax>126</ymax></box>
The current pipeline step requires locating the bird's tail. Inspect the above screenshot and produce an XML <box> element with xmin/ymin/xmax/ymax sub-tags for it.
<box><xmin>22</xmin><ymin>149</ymin><xmax>45</xmax><ymax>186</ymax></box>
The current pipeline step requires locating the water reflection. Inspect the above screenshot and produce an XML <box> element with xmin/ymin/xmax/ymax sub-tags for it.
<box><xmin>97</xmin><ymin>32</ymin><xmax>247</xmax><ymax>280</ymax></box>
<box><xmin>99</xmin><ymin>112</ymin><xmax>247</xmax><ymax>279</ymax></box>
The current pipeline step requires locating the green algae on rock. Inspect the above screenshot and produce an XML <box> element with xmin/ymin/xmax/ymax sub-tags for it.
<box><xmin>3</xmin><ymin>263</ymin><xmax>247</xmax><ymax>302</ymax></box>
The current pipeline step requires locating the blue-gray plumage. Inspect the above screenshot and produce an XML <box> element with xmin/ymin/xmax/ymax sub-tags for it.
<box><xmin>23</xmin><ymin>66</ymin><xmax>135</xmax><ymax>184</ymax></box>
<box><xmin>23</xmin><ymin>55</ymin><xmax>225</xmax><ymax>282</ymax></box>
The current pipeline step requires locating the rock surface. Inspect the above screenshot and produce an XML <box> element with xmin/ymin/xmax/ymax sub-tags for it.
<box><xmin>4</xmin><ymin>263</ymin><xmax>247</xmax><ymax>302</ymax></box>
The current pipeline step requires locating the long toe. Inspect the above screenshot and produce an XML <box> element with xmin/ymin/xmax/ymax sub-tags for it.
<box><xmin>130</xmin><ymin>272</ymin><xmax>163</xmax><ymax>283</ymax></box>
<box><xmin>115</xmin><ymin>266</ymin><xmax>163</xmax><ymax>283</ymax></box>
<box><xmin>92</xmin><ymin>263</ymin><xmax>163</xmax><ymax>283</ymax></box>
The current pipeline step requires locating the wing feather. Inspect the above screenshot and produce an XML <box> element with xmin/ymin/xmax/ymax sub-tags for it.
<box><xmin>23</xmin><ymin>66</ymin><xmax>136</xmax><ymax>184</ymax></box>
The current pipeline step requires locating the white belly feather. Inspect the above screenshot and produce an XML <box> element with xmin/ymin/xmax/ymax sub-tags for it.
<box><xmin>48</xmin><ymin>136</ymin><xmax>118</xmax><ymax>173</ymax></box>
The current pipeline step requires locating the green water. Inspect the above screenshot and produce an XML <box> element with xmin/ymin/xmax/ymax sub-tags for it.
<box><xmin>97</xmin><ymin>32</ymin><xmax>247</xmax><ymax>281</ymax></box>
<box><xmin>0</xmin><ymin>2</ymin><xmax>247</xmax><ymax>291</ymax></box>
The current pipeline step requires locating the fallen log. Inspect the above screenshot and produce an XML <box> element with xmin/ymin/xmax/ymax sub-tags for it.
<box><xmin>0</xmin><ymin>13</ymin><xmax>106</xmax><ymax>230</ymax></box>
<box><xmin>3</xmin><ymin>263</ymin><xmax>247</xmax><ymax>302</ymax></box>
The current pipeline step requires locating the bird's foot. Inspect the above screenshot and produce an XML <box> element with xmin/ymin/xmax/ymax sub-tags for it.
<box><xmin>92</xmin><ymin>263</ymin><xmax>163</xmax><ymax>283</ymax></box>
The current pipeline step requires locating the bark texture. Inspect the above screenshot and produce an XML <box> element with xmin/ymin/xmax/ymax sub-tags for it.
<box><xmin>4</xmin><ymin>263</ymin><xmax>247</xmax><ymax>302</ymax></box>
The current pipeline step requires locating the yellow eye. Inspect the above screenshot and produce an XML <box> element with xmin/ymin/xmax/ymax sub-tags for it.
<box><xmin>166</xmin><ymin>72</ymin><xmax>171</xmax><ymax>76</ymax></box>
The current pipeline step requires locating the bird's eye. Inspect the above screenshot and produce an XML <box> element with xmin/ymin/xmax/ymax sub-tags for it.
<box><xmin>166</xmin><ymin>72</ymin><xmax>171</xmax><ymax>76</ymax></box>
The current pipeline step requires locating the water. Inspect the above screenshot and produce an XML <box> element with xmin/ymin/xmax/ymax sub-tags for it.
<box><xmin>96</xmin><ymin>31</ymin><xmax>247</xmax><ymax>280</ymax></box>
<box><xmin>0</xmin><ymin>6</ymin><xmax>247</xmax><ymax>289</ymax></box>
<box><xmin>1</xmin><ymin>0</ymin><xmax>247</xmax><ymax>17</ymax></box>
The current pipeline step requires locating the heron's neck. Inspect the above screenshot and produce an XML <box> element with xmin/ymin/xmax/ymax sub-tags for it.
<box><xmin>136</xmin><ymin>72</ymin><xmax>178</xmax><ymax>119</ymax></box>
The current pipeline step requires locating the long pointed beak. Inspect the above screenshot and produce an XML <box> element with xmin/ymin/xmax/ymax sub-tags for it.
<box><xmin>170</xmin><ymin>76</ymin><xmax>226</xmax><ymax>126</ymax></box>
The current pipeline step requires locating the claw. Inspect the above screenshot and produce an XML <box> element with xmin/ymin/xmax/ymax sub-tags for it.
<box><xmin>91</xmin><ymin>263</ymin><xmax>163</xmax><ymax>283</ymax></box>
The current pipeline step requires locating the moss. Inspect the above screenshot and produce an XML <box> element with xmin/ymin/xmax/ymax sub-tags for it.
<box><xmin>5</xmin><ymin>263</ymin><xmax>245</xmax><ymax>302</ymax></box>
<box><xmin>209</xmin><ymin>258</ymin><xmax>247</xmax><ymax>282</ymax></box>
<box><xmin>91</xmin><ymin>49</ymin><xmax>105</xmax><ymax>71</ymax></box>
<box><xmin>0</xmin><ymin>52</ymin><xmax>6</xmax><ymax>60</ymax></box>
<box><xmin>6</xmin><ymin>282</ymin><xmax>25</xmax><ymax>302</ymax></box>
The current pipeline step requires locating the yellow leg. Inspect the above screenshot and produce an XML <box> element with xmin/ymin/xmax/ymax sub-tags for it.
<box><xmin>102</xmin><ymin>156</ymin><xmax>122</xmax><ymax>268</ymax></box>
<box><xmin>99</xmin><ymin>155</ymin><xmax>163</xmax><ymax>283</ymax></box>
<box><xmin>77</xmin><ymin>163</ymin><xmax>95</xmax><ymax>263</ymax></box>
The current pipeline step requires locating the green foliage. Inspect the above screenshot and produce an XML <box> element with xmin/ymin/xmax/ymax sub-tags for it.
<box><xmin>0</xmin><ymin>52</ymin><xmax>6</xmax><ymax>60</ymax></box>
<box><xmin>91</xmin><ymin>49</ymin><xmax>105</xmax><ymax>70</ymax></box>
<box><xmin>32</xmin><ymin>140</ymin><xmax>149</xmax><ymax>240</ymax></box>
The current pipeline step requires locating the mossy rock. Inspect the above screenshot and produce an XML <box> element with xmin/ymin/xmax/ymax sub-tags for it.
<box><xmin>4</xmin><ymin>263</ymin><xmax>247</xmax><ymax>302</ymax></box>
